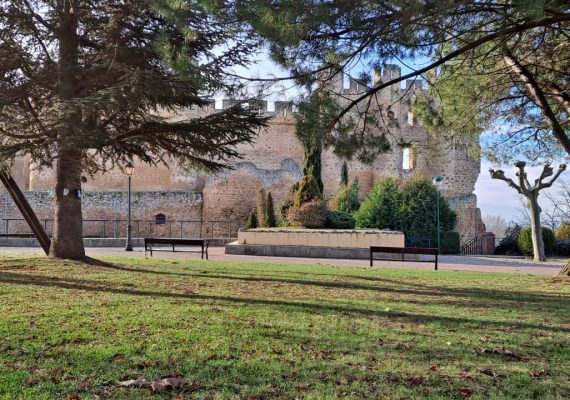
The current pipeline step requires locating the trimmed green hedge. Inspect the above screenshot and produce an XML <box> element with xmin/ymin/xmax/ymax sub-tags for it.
<box><xmin>441</xmin><ymin>231</ymin><xmax>460</xmax><ymax>254</ymax></box>
<box><xmin>517</xmin><ymin>227</ymin><xmax>555</xmax><ymax>256</ymax></box>
<box><xmin>326</xmin><ymin>210</ymin><xmax>356</xmax><ymax>229</ymax></box>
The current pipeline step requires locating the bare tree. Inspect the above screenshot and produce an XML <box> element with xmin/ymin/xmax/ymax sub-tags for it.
<box><xmin>490</xmin><ymin>162</ymin><xmax>566</xmax><ymax>261</ymax></box>
<box><xmin>516</xmin><ymin>197</ymin><xmax>560</xmax><ymax>231</ymax></box>
<box><xmin>544</xmin><ymin>179</ymin><xmax>570</xmax><ymax>226</ymax></box>
<box><xmin>482</xmin><ymin>214</ymin><xmax>509</xmax><ymax>241</ymax></box>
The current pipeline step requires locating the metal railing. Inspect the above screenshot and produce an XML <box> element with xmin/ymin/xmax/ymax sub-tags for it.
<box><xmin>1</xmin><ymin>218</ymin><xmax>240</xmax><ymax>239</ymax></box>
<box><xmin>460</xmin><ymin>236</ymin><xmax>482</xmax><ymax>255</ymax></box>
<box><xmin>405</xmin><ymin>236</ymin><xmax>435</xmax><ymax>248</ymax></box>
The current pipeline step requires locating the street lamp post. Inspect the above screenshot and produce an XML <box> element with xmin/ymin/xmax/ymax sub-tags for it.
<box><xmin>432</xmin><ymin>176</ymin><xmax>444</xmax><ymax>266</ymax></box>
<box><xmin>125</xmin><ymin>162</ymin><xmax>135</xmax><ymax>251</ymax></box>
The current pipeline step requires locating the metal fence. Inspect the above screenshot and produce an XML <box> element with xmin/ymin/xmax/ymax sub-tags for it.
<box><xmin>1</xmin><ymin>218</ymin><xmax>240</xmax><ymax>239</ymax></box>
<box><xmin>405</xmin><ymin>236</ymin><xmax>436</xmax><ymax>248</ymax></box>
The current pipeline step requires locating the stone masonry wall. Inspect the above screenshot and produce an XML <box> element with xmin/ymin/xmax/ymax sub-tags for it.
<box><xmin>9</xmin><ymin>65</ymin><xmax>484</xmax><ymax>242</ymax></box>
<box><xmin>0</xmin><ymin>190</ymin><xmax>202</xmax><ymax>238</ymax></box>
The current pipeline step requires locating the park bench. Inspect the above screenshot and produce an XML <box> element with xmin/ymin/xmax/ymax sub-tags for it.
<box><xmin>144</xmin><ymin>238</ymin><xmax>208</xmax><ymax>259</ymax></box>
<box><xmin>370</xmin><ymin>246</ymin><xmax>439</xmax><ymax>270</ymax></box>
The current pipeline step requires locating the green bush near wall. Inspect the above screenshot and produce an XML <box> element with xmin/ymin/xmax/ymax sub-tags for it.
<box><xmin>441</xmin><ymin>231</ymin><xmax>460</xmax><ymax>254</ymax></box>
<box><xmin>326</xmin><ymin>210</ymin><xmax>356</xmax><ymax>229</ymax></box>
<box><xmin>518</xmin><ymin>227</ymin><xmax>555</xmax><ymax>256</ymax></box>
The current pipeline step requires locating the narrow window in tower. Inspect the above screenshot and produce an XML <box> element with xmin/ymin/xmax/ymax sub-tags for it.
<box><xmin>342</xmin><ymin>74</ymin><xmax>350</xmax><ymax>90</ymax></box>
<box><xmin>402</xmin><ymin>146</ymin><xmax>416</xmax><ymax>170</ymax></box>
<box><xmin>407</xmin><ymin>110</ymin><xmax>414</xmax><ymax>126</ymax></box>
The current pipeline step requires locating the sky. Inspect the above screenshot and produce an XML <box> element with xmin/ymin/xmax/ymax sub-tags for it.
<box><xmin>231</xmin><ymin>52</ymin><xmax>566</xmax><ymax>224</ymax></box>
<box><xmin>476</xmin><ymin>161</ymin><xmax>550</xmax><ymax>222</ymax></box>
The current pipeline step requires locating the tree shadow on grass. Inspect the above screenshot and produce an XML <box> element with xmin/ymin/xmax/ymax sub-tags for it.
<box><xmin>7</xmin><ymin>256</ymin><xmax>568</xmax><ymax>315</ymax></box>
<box><xmin>0</xmin><ymin>270</ymin><xmax>568</xmax><ymax>334</ymax></box>
<box><xmin>87</xmin><ymin>262</ymin><xmax>570</xmax><ymax>314</ymax></box>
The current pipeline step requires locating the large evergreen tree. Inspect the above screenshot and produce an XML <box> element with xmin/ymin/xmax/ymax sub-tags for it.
<box><xmin>0</xmin><ymin>1</ymin><xmax>267</xmax><ymax>260</ymax></box>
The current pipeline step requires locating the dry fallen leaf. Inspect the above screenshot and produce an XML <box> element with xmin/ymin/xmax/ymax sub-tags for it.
<box><xmin>118</xmin><ymin>375</ymin><xmax>191</xmax><ymax>394</ymax></box>
<box><xmin>457</xmin><ymin>386</ymin><xmax>473</xmax><ymax>398</ymax></box>
<box><xmin>530</xmin><ymin>370</ymin><xmax>550</xmax><ymax>379</ymax></box>
<box><xmin>477</xmin><ymin>347</ymin><xmax>526</xmax><ymax>361</ymax></box>
<box><xmin>118</xmin><ymin>377</ymin><xmax>150</xmax><ymax>389</ymax></box>
<box><xmin>406</xmin><ymin>376</ymin><xmax>425</xmax><ymax>387</ymax></box>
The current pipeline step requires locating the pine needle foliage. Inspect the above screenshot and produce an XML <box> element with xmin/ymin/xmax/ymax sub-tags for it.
<box><xmin>0</xmin><ymin>0</ymin><xmax>268</xmax><ymax>172</ymax></box>
<box><xmin>0</xmin><ymin>0</ymin><xmax>268</xmax><ymax>259</ymax></box>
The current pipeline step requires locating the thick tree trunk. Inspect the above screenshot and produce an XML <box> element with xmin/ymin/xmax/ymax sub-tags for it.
<box><xmin>49</xmin><ymin>1</ymin><xmax>85</xmax><ymax>260</ymax></box>
<box><xmin>528</xmin><ymin>196</ymin><xmax>545</xmax><ymax>262</ymax></box>
<box><xmin>49</xmin><ymin>147</ymin><xmax>85</xmax><ymax>259</ymax></box>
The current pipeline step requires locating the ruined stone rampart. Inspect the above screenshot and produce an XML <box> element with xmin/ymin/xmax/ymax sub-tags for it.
<box><xmin>3</xmin><ymin>64</ymin><xmax>484</xmax><ymax>242</ymax></box>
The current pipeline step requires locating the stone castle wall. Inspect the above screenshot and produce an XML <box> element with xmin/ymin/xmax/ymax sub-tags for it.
<box><xmin>3</xmin><ymin>65</ymin><xmax>484</xmax><ymax>242</ymax></box>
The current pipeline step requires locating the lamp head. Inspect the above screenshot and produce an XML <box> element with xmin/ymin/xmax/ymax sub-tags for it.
<box><xmin>432</xmin><ymin>175</ymin><xmax>443</xmax><ymax>185</ymax></box>
<box><xmin>125</xmin><ymin>161</ymin><xmax>135</xmax><ymax>176</ymax></box>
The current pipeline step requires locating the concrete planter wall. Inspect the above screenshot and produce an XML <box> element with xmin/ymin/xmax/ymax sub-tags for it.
<box><xmin>226</xmin><ymin>228</ymin><xmax>405</xmax><ymax>259</ymax></box>
<box><xmin>237</xmin><ymin>228</ymin><xmax>404</xmax><ymax>248</ymax></box>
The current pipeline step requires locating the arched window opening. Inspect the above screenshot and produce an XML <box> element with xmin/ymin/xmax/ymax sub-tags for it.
<box><xmin>155</xmin><ymin>213</ymin><xmax>166</xmax><ymax>225</ymax></box>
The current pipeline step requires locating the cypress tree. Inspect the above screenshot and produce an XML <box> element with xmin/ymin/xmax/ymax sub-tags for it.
<box><xmin>246</xmin><ymin>210</ymin><xmax>258</xmax><ymax>229</ymax></box>
<box><xmin>256</xmin><ymin>187</ymin><xmax>266</xmax><ymax>227</ymax></box>
<box><xmin>265</xmin><ymin>192</ymin><xmax>277</xmax><ymax>227</ymax></box>
<box><xmin>340</xmin><ymin>161</ymin><xmax>349</xmax><ymax>186</ymax></box>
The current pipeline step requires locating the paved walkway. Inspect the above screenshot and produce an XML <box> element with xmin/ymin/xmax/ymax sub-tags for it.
<box><xmin>0</xmin><ymin>246</ymin><xmax>566</xmax><ymax>276</ymax></box>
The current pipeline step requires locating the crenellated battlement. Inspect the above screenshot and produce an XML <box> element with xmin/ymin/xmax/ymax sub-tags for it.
<box><xmin>205</xmin><ymin>99</ymin><xmax>296</xmax><ymax>121</ymax></box>
<box><xmin>204</xmin><ymin>65</ymin><xmax>425</xmax><ymax>120</ymax></box>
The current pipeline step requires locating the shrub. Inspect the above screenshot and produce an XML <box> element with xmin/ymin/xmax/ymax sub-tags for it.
<box><xmin>354</xmin><ymin>177</ymin><xmax>401</xmax><ymax>230</ymax></box>
<box><xmin>326</xmin><ymin>210</ymin><xmax>356</xmax><ymax>229</ymax></box>
<box><xmin>294</xmin><ymin>174</ymin><xmax>323</xmax><ymax>207</ymax></box>
<box><xmin>517</xmin><ymin>227</ymin><xmax>555</xmax><ymax>256</ymax></box>
<box><xmin>265</xmin><ymin>192</ymin><xmax>277</xmax><ymax>227</ymax></box>
<box><xmin>289</xmin><ymin>199</ymin><xmax>327</xmax><ymax>228</ymax></box>
<box><xmin>329</xmin><ymin>179</ymin><xmax>360</xmax><ymax>213</ymax></box>
<box><xmin>399</xmin><ymin>177</ymin><xmax>456</xmax><ymax>238</ymax></box>
<box><xmin>441</xmin><ymin>231</ymin><xmax>460</xmax><ymax>254</ymax></box>
<box><xmin>555</xmin><ymin>223</ymin><xmax>570</xmax><ymax>240</ymax></box>
<box><xmin>256</xmin><ymin>187</ymin><xmax>265</xmax><ymax>227</ymax></box>
<box><xmin>555</xmin><ymin>238</ymin><xmax>570</xmax><ymax>256</ymax></box>
<box><xmin>245</xmin><ymin>210</ymin><xmax>258</xmax><ymax>229</ymax></box>
<box><xmin>278</xmin><ymin>182</ymin><xmax>299</xmax><ymax>225</ymax></box>
<box><xmin>495</xmin><ymin>224</ymin><xmax>522</xmax><ymax>255</ymax></box>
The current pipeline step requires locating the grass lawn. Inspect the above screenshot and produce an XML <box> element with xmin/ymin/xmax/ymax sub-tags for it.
<box><xmin>0</xmin><ymin>254</ymin><xmax>569</xmax><ymax>399</ymax></box>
